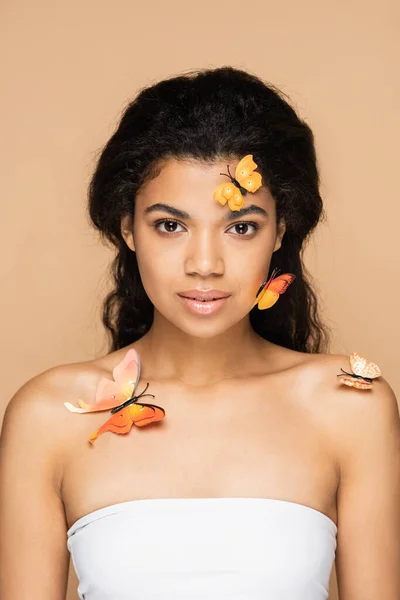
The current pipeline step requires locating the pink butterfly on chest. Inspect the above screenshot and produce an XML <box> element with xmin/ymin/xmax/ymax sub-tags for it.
<box><xmin>64</xmin><ymin>349</ymin><xmax>165</xmax><ymax>444</ymax></box>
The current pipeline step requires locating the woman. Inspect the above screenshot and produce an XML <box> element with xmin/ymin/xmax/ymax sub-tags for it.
<box><xmin>1</xmin><ymin>66</ymin><xmax>399</xmax><ymax>600</ymax></box>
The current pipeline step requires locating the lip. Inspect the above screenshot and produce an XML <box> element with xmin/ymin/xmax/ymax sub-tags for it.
<box><xmin>178</xmin><ymin>289</ymin><xmax>231</xmax><ymax>301</ymax></box>
<box><xmin>177</xmin><ymin>290</ymin><xmax>231</xmax><ymax>316</ymax></box>
<box><xmin>177</xmin><ymin>295</ymin><xmax>230</xmax><ymax>316</ymax></box>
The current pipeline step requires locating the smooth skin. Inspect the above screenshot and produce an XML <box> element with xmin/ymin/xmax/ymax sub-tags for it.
<box><xmin>1</xmin><ymin>158</ymin><xmax>399</xmax><ymax>600</ymax></box>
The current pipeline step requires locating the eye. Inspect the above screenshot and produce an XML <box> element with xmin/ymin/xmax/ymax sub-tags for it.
<box><xmin>153</xmin><ymin>219</ymin><xmax>260</xmax><ymax>237</ymax></box>
<box><xmin>154</xmin><ymin>219</ymin><xmax>186</xmax><ymax>234</ymax></box>
<box><xmin>226</xmin><ymin>221</ymin><xmax>259</xmax><ymax>236</ymax></box>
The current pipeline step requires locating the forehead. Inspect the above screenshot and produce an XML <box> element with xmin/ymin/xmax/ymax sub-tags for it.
<box><xmin>136</xmin><ymin>157</ymin><xmax>276</xmax><ymax>214</ymax></box>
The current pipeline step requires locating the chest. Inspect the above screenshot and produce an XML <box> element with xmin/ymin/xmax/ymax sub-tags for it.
<box><xmin>62</xmin><ymin>379</ymin><xmax>339</xmax><ymax>528</ymax></box>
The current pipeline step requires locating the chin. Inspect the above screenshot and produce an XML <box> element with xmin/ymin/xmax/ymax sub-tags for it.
<box><xmin>164</xmin><ymin>310</ymin><xmax>245</xmax><ymax>339</ymax></box>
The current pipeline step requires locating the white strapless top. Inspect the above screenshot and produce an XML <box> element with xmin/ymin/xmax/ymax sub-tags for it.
<box><xmin>67</xmin><ymin>497</ymin><xmax>337</xmax><ymax>599</ymax></box>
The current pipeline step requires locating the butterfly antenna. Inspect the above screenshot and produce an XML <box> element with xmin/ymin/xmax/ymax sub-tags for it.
<box><xmin>136</xmin><ymin>382</ymin><xmax>155</xmax><ymax>400</ymax></box>
<box><xmin>338</xmin><ymin>368</ymin><xmax>351</xmax><ymax>376</ymax></box>
<box><xmin>140</xmin><ymin>382</ymin><xmax>150</xmax><ymax>394</ymax></box>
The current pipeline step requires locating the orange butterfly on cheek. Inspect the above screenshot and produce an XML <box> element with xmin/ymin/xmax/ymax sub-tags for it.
<box><xmin>336</xmin><ymin>351</ymin><xmax>382</xmax><ymax>390</ymax></box>
<box><xmin>213</xmin><ymin>154</ymin><xmax>263</xmax><ymax>212</ymax></box>
<box><xmin>64</xmin><ymin>349</ymin><xmax>165</xmax><ymax>445</ymax></box>
<box><xmin>251</xmin><ymin>268</ymin><xmax>296</xmax><ymax>310</ymax></box>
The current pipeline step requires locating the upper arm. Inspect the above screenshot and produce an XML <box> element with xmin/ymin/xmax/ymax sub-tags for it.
<box><xmin>0</xmin><ymin>376</ymin><xmax>70</xmax><ymax>600</ymax></box>
<box><xmin>334</xmin><ymin>375</ymin><xmax>400</xmax><ymax>599</ymax></box>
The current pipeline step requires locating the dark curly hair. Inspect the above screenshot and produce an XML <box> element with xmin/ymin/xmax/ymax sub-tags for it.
<box><xmin>88</xmin><ymin>66</ymin><xmax>331</xmax><ymax>353</ymax></box>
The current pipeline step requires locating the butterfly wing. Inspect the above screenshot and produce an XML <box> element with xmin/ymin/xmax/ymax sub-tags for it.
<box><xmin>256</xmin><ymin>290</ymin><xmax>280</xmax><ymax>310</ymax></box>
<box><xmin>64</xmin><ymin>349</ymin><xmax>141</xmax><ymax>414</ymax></box>
<box><xmin>235</xmin><ymin>154</ymin><xmax>262</xmax><ymax>194</ymax></box>
<box><xmin>88</xmin><ymin>405</ymin><xmax>134</xmax><ymax>444</ymax></box>
<box><xmin>88</xmin><ymin>402</ymin><xmax>166</xmax><ymax>444</ymax></box>
<box><xmin>338</xmin><ymin>375</ymin><xmax>373</xmax><ymax>390</ymax></box>
<box><xmin>133</xmin><ymin>404</ymin><xmax>166</xmax><ymax>427</ymax></box>
<box><xmin>112</xmin><ymin>348</ymin><xmax>141</xmax><ymax>398</ymax></box>
<box><xmin>349</xmin><ymin>352</ymin><xmax>381</xmax><ymax>379</ymax></box>
<box><xmin>213</xmin><ymin>182</ymin><xmax>244</xmax><ymax>211</ymax></box>
<box><xmin>251</xmin><ymin>273</ymin><xmax>296</xmax><ymax>310</ymax></box>
<box><xmin>267</xmin><ymin>273</ymin><xmax>296</xmax><ymax>295</ymax></box>
<box><xmin>251</xmin><ymin>273</ymin><xmax>274</xmax><ymax>309</ymax></box>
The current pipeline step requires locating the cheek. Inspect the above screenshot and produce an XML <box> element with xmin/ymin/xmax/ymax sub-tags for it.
<box><xmin>134</xmin><ymin>245</ymin><xmax>176</xmax><ymax>302</ymax></box>
<box><xmin>226</xmin><ymin>251</ymin><xmax>271</xmax><ymax>303</ymax></box>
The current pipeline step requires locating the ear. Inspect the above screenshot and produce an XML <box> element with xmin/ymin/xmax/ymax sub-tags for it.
<box><xmin>120</xmin><ymin>214</ymin><xmax>135</xmax><ymax>252</ymax></box>
<box><xmin>273</xmin><ymin>218</ymin><xmax>286</xmax><ymax>252</ymax></box>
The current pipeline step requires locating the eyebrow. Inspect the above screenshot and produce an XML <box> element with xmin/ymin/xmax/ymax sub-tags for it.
<box><xmin>144</xmin><ymin>202</ymin><xmax>268</xmax><ymax>221</ymax></box>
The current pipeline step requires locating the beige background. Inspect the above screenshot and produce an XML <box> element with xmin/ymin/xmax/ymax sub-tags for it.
<box><xmin>1</xmin><ymin>1</ymin><xmax>399</xmax><ymax>598</ymax></box>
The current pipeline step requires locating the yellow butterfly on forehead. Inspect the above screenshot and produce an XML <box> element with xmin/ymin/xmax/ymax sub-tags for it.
<box><xmin>213</xmin><ymin>154</ymin><xmax>263</xmax><ymax>212</ymax></box>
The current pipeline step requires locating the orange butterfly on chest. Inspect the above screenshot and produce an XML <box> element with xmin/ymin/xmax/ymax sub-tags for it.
<box><xmin>336</xmin><ymin>351</ymin><xmax>381</xmax><ymax>390</ymax></box>
<box><xmin>64</xmin><ymin>349</ymin><xmax>165</xmax><ymax>444</ymax></box>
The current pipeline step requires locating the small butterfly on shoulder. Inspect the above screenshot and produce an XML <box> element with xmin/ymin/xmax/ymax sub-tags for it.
<box><xmin>337</xmin><ymin>351</ymin><xmax>381</xmax><ymax>390</ymax></box>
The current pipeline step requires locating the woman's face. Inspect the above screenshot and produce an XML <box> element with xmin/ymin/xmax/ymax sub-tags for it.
<box><xmin>121</xmin><ymin>157</ymin><xmax>286</xmax><ymax>338</ymax></box>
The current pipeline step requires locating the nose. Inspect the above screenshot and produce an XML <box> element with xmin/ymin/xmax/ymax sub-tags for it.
<box><xmin>184</xmin><ymin>229</ymin><xmax>224</xmax><ymax>277</ymax></box>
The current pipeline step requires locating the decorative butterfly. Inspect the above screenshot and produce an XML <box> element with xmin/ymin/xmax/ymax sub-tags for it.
<box><xmin>213</xmin><ymin>154</ymin><xmax>263</xmax><ymax>212</ymax></box>
<box><xmin>64</xmin><ymin>349</ymin><xmax>165</xmax><ymax>444</ymax></box>
<box><xmin>337</xmin><ymin>351</ymin><xmax>381</xmax><ymax>390</ymax></box>
<box><xmin>251</xmin><ymin>268</ymin><xmax>296</xmax><ymax>310</ymax></box>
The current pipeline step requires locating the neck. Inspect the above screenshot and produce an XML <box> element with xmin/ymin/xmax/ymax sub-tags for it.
<box><xmin>134</xmin><ymin>311</ymin><xmax>270</xmax><ymax>387</ymax></box>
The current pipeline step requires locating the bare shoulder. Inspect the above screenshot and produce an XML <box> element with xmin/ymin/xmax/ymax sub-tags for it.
<box><xmin>296</xmin><ymin>350</ymin><xmax>400</xmax><ymax>472</ymax></box>
<box><xmin>2</xmin><ymin>342</ymin><xmax>151</xmax><ymax>453</ymax></box>
<box><xmin>306</xmin><ymin>351</ymin><xmax>399</xmax><ymax>422</ymax></box>
<box><xmin>2</xmin><ymin>343</ymin><xmax>134</xmax><ymax>433</ymax></box>
<box><xmin>292</xmin><ymin>349</ymin><xmax>398</xmax><ymax>417</ymax></box>
<box><xmin>4</xmin><ymin>358</ymin><xmax>102</xmax><ymax>421</ymax></box>
<box><xmin>271</xmin><ymin>346</ymin><xmax>398</xmax><ymax>434</ymax></box>
<box><xmin>1</xmin><ymin>356</ymin><xmax>118</xmax><ymax>484</ymax></box>
<box><xmin>4</xmin><ymin>344</ymin><xmax>131</xmax><ymax>414</ymax></box>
